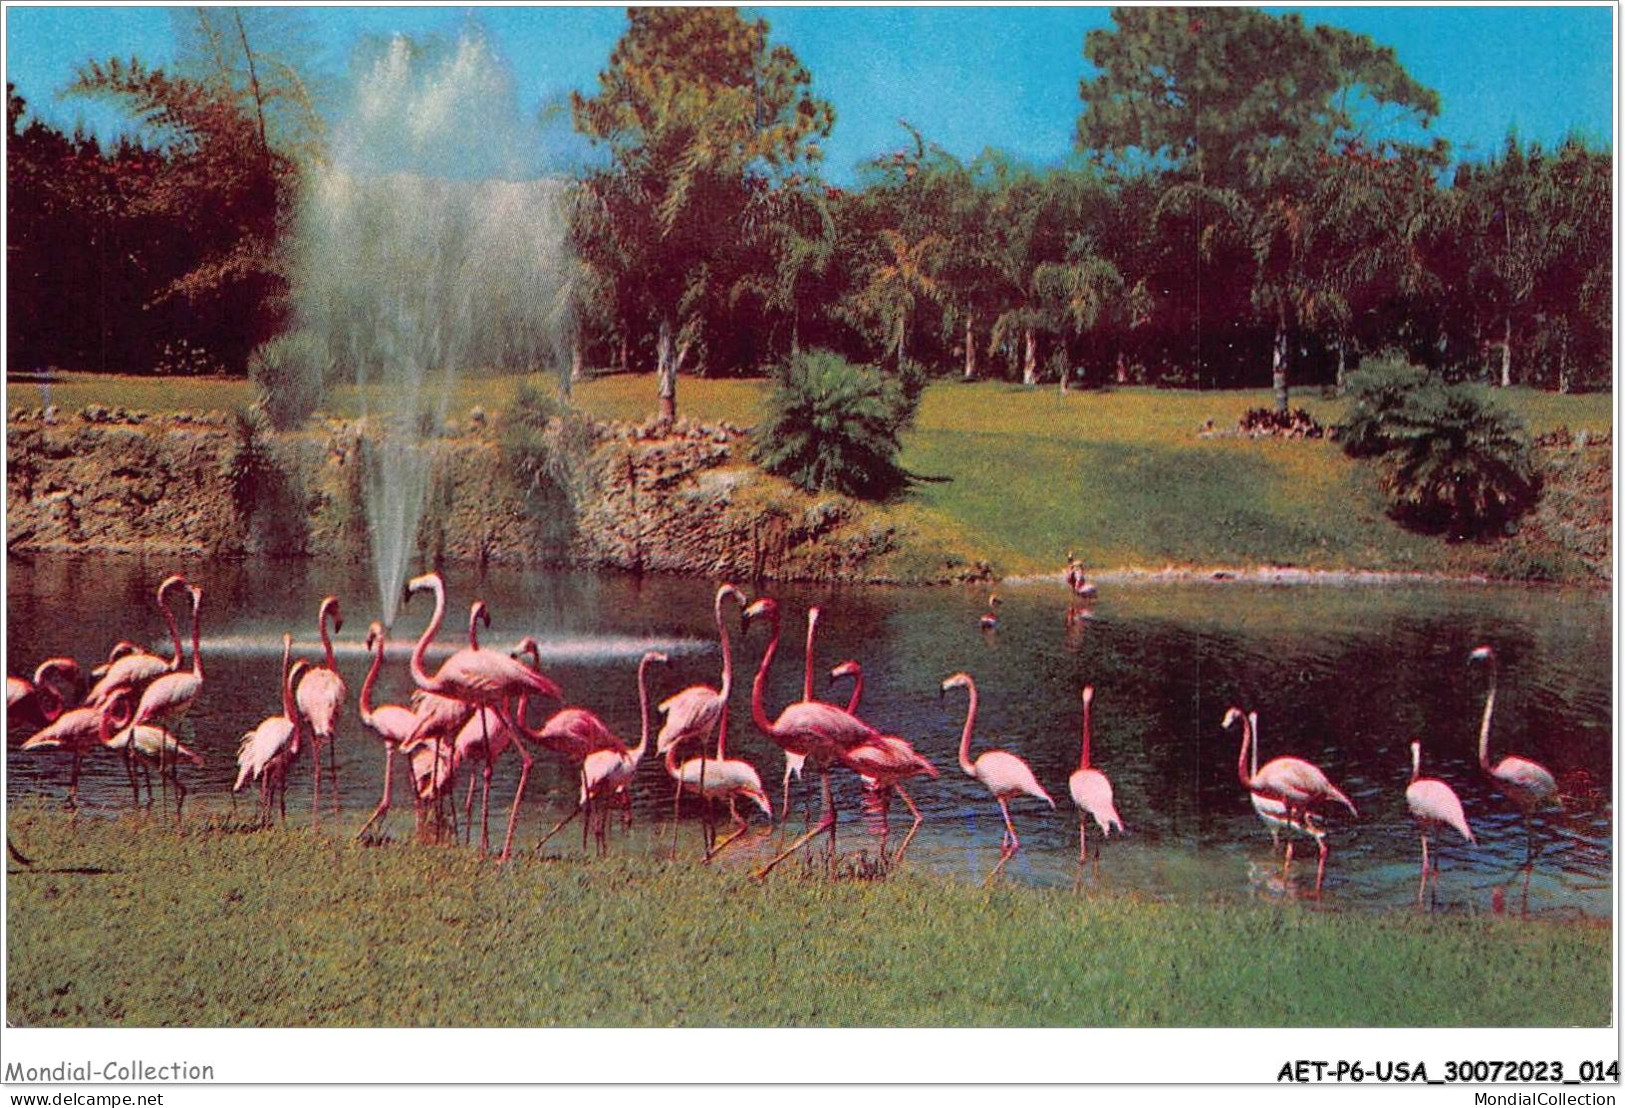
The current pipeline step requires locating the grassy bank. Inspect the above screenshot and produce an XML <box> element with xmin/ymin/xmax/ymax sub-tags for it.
<box><xmin>5</xmin><ymin>808</ymin><xmax>1609</xmax><ymax>1027</ymax></box>
<box><xmin>7</xmin><ymin>371</ymin><xmax>1611</xmax><ymax>581</ymax></box>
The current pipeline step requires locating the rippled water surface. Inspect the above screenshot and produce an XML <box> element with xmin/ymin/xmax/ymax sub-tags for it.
<box><xmin>7</xmin><ymin>556</ymin><xmax>1612</xmax><ymax>916</ymax></box>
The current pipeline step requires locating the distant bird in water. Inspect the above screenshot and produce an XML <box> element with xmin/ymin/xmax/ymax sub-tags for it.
<box><xmin>1247</xmin><ymin>711</ymin><xmax>1324</xmax><ymax>856</ymax></box>
<box><xmin>1470</xmin><ymin>644</ymin><xmax>1559</xmax><ymax>902</ymax></box>
<box><xmin>1064</xmin><ymin>551</ymin><xmax>1097</xmax><ymax>600</ymax></box>
<box><xmin>1068</xmin><ymin>686</ymin><xmax>1123</xmax><ymax>880</ymax></box>
<box><xmin>979</xmin><ymin>593</ymin><xmax>1001</xmax><ymax>631</ymax></box>
<box><xmin>1405</xmin><ymin>738</ymin><xmax>1474</xmax><ymax>907</ymax></box>
<box><xmin>942</xmin><ymin>671</ymin><xmax>1054</xmax><ymax>885</ymax></box>
<box><xmin>1224</xmin><ymin>707</ymin><xmax>1356</xmax><ymax>894</ymax></box>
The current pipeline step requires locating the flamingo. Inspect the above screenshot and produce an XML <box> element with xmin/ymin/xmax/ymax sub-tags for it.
<box><xmin>1247</xmin><ymin>710</ymin><xmax>1325</xmax><ymax>856</ymax></box>
<box><xmin>85</xmin><ymin>574</ymin><xmax>188</xmax><ymax>706</ymax></box>
<box><xmin>106</xmin><ymin>717</ymin><xmax>202</xmax><ymax>819</ymax></box>
<box><xmin>1470</xmin><ymin>644</ymin><xmax>1560</xmax><ymax>866</ymax></box>
<box><xmin>941</xmin><ymin>671</ymin><xmax>1054</xmax><ymax>884</ymax></box>
<box><xmin>8</xmin><ymin>657</ymin><xmax>84</xmax><ymax>729</ymax></box>
<box><xmin>354</xmin><ymin>622</ymin><xmax>420</xmax><ymax>840</ymax></box>
<box><xmin>233</xmin><ymin>635</ymin><xmax>310</xmax><ymax>826</ymax></box>
<box><xmin>19</xmin><ymin>690</ymin><xmax>131</xmax><ymax>808</ymax></box>
<box><xmin>979</xmin><ymin>593</ymin><xmax>1001</xmax><ymax>631</ymax></box>
<box><xmin>132</xmin><ymin>583</ymin><xmax>205</xmax><ymax>728</ymax></box>
<box><xmin>1406</xmin><ymin>738</ymin><xmax>1474</xmax><ymax>907</ymax></box>
<box><xmin>665</xmin><ymin>700</ymin><xmax>773</xmax><ymax>860</ymax></box>
<box><xmin>402</xmin><ymin>571</ymin><xmax>562</xmax><ymax>861</ymax></box>
<box><xmin>1069</xmin><ymin>686</ymin><xmax>1123</xmax><ymax>878</ymax></box>
<box><xmin>741</xmin><ymin>596</ymin><xmax>883</xmax><ymax>879</ymax></box>
<box><xmin>775</xmin><ymin>607</ymin><xmax>820</xmax><ymax>828</ymax></box>
<box><xmin>295</xmin><ymin>594</ymin><xmax>349</xmax><ymax>820</ymax></box>
<box><xmin>1223</xmin><ymin>707</ymin><xmax>1357</xmax><ymax>894</ymax></box>
<box><xmin>576</xmin><ymin>651</ymin><xmax>668</xmax><ymax>853</ymax></box>
<box><xmin>828</xmin><ymin>660</ymin><xmax>937</xmax><ymax>863</ymax></box>
<box><xmin>1064</xmin><ymin>551</ymin><xmax>1097</xmax><ymax>600</ymax></box>
<box><xmin>656</xmin><ymin>583</ymin><xmax>746</xmax><ymax>753</ymax></box>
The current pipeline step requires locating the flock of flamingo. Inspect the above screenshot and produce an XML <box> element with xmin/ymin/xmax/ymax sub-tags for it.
<box><xmin>9</xmin><ymin>571</ymin><xmax>1562</xmax><ymax>900</ymax></box>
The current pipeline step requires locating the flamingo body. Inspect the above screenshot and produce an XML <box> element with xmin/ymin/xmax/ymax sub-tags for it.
<box><xmin>1069</xmin><ymin>769</ymin><xmax>1122</xmax><ymax>836</ymax></box>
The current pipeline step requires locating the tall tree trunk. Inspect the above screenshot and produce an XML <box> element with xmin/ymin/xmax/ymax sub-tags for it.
<box><xmin>963</xmin><ymin>317</ymin><xmax>976</xmax><ymax>381</ymax></box>
<box><xmin>1022</xmin><ymin>328</ymin><xmax>1037</xmax><ymax>386</ymax></box>
<box><xmin>657</xmin><ymin>316</ymin><xmax>676</xmax><ymax>424</ymax></box>
<box><xmin>618</xmin><ymin>332</ymin><xmax>629</xmax><ymax>374</ymax></box>
<box><xmin>1335</xmin><ymin>340</ymin><xmax>1347</xmax><ymax>393</ymax></box>
<box><xmin>570</xmin><ymin>336</ymin><xmax>584</xmax><ymax>384</ymax></box>
<box><xmin>1115</xmin><ymin>350</ymin><xmax>1128</xmax><ymax>386</ymax></box>
<box><xmin>896</xmin><ymin>313</ymin><xmax>907</xmax><ymax>369</ymax></box>
<box><xmin>790</xmin><ymin>313</ymin><xmax>800</xmax><ymax>359</ymax></box>
<box><xmin>1271</xmin><ymin>317</ymin><xmax>1289</xmax><ymax>413</ymax></box>
<box><xmin>1500</xmin><ymin>315</ymin><xmax>1513</xmax><ymax>388</ymax></box>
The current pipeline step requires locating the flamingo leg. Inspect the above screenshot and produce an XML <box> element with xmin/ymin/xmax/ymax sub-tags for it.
<box><xmin>1417</xmin><ymin>833</ymin><xmax>1430</xmax><ymax>907</ymax></box>
<box><xmin>495</xmin><ymin>716</ymin><xmax>532</xmax><ymax>865</ymax></box>
<box><xmin>1074</xmin><ymin>816</ymin><xmax>1088</xmax><ymax>891</ymax></box>
<box><xmin>984</xmin><ymin>798</ymin><xmax>1019</xmax><ymax>886</ymax></box>
<box><xmin>311</xmin><ymin>738</ymin><xmax>322</xmax><ymax>827</ymax></box>
<box><xmin>328</xmin><ymin>734</ymin><xmax>341</xmax><ymax>817</ymax></box>
<box><xmin>1314</xmin><ymin>835</ymin><xmax>1329</xmax><ymax>895</ymax></box>
<box><xmin>705</xmin><ymin>805</ymin><xmax>751</xmax><ymax>863</ymax></box>
<box><xmin>357</xmin><ymin>749</ymin><xmax>395</xmax><ymax>840</ymax></box>
<box><xmin>536</xmin><ymin>804</ymin><xmax>581</xmax><ymax>850</ymax></box>
<box><xmin>669</xmin><ymin>776</ymin><xmax>683</xmax><ymax>860</ymax></box>
<box><xmin>822</xmin><ymin>766</ymin><xmax>837</xmax><ymax>875</ymax></box>
<box><xmin>892</xmin><ymin>786</ymin><xmax>923</xmax><ymax>864</ymax></box>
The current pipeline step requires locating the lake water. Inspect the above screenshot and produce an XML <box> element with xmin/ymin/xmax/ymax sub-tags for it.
<box><xmin>6</xmin><ymin>556</ymin><xmax>1612</xmax><ymax>916</ymax></box>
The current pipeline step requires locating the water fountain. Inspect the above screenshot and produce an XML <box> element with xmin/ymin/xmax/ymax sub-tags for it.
<box><xmin>287</xmin><ymin>31</ymin><xmax>575</xmax><ymax>626</ymax></box>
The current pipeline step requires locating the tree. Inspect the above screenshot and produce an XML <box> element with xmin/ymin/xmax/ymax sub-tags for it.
<box><xmin>573</xmin><ymin>8</ymin><xmax>834</xmax><ymax>422</ymax></box>
<box><xmin>1078</xmin><ymin>8</ymin><xmax>1441</xmax><ymax>407</ymax></box>
<box><xmin>848</xmin><ymin>227</ymin><xmax>948</xmax><ymax>370</ymax></box>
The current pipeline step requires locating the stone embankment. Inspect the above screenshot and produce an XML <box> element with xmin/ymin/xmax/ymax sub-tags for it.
<box><xmin>5</xmin><ymin>406</ymin><xmax>975</xmax><ymax>584</ymax></box>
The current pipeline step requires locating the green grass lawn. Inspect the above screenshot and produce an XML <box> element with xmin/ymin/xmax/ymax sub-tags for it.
<box><xmin>5</xmin><ymin>808</ymin><xmax>1608</xmax><ymax>1027</ymax></box>
<box><xmin>7</xmin><ymin>369</ymin><xmax>1611</xmax><ymax>579</ymax></box>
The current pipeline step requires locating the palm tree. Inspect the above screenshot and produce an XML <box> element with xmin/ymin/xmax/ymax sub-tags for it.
<box><xmin>849</xmin><ymin>227</ymin><xmax>947</xmax><ymax>369</ymax></box>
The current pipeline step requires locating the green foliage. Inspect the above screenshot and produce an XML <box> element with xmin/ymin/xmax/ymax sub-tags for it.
<box><xmin>1376</xmin><ymin>386</ymin><xmax>1540</xmax><ymax>539</ymax></box>
<box><xmin>498</xmin><ymin>379</ymin><xmax>595</xmax><ymax>546</ymax></box>
<box><xmin>1335</xmin><ymin>361</ymin><xmax>1432</xmax><ymax>457</ymax></box>
<box><xmin>248</xmin><ymin>331</ymin><xmax>330</xmax><ymax>431</ymax></box>
<box><xmin>754</xmin><ymin>350</ymin><xmax>918</xmax><ymax>499</ymax></box>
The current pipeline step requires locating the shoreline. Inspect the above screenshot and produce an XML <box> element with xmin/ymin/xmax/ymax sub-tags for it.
<box><xmin>1002</xmin><ymin>565</ymin><xmax>1507</xmax><ymax>588</ymax></box>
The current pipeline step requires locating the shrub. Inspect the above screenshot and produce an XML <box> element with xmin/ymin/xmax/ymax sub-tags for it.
<box><xmin>1335</xmin><ymin>362</ymin><xmax>1432</xmax><ymax>457</ymax></box>
<box><xmin>248</xmin><ymin>331</ymin><xmax>332</xmax><ymax>432</ymax></box>
<box><xmin>498</xmin><ymin>378</ymin><xmax>592</xmax><ymax>540</ymax></box>
<box><xmin>753</xmin><ymin>350</ymin><xmax>918</xmax><ymax>500</ymax></box>
<box><xmin>1377</xmin><ymin>385</ymin><xmax>1540</xmax><ymax>540</ymax></box>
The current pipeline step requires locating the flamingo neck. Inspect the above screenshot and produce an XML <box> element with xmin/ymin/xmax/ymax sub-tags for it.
<box><xmin>1235</xmin><ymin>713</ymin><xmax>1254</xmax><ymax>789</ymax></box>
<box><xmin>188</xmin><ymin>593</ymin><xmax>204</xmax><ymax>678</ymax></box>
<box><xmin>631</xmin><ymin>657</ymin><xmax>653</xmax><ymax>765</ymax></box>
<box><xmin>716</xmin><ymin>699</ymin><xmax>729</xmax><ymax>760</ymax></box>
<box><xmin>1410</xmin><ymin>742</ymin><xmax>1421</xmax><ymax>783</ymax></box>
<box><xmin>1477</xmin><ymin>668</ymin><xmax>1497</xmax><ymax>772</ymax></box>
<box><xmin>716</xmin><ymin>589</ymin><xmax>734</xmax><ymax>703</ymax></box>
<box><xmin>319</xmin><ymin>603</ymin><xmax>337</xmax><ymax>670</ymax></box>
<box><xmin>360</xmin><ymin>636</ymin><xmax>383</xmax><ymax>724</ymax></box>
<box><xmin>956</xmin><ymin>680</ymin><xmax>978</xmax><ymax>777</ymax></box>
<box><xmin>803</xmin><ymin>609</ymin><xmax>818</xmax><ymax>703</ymax></box>
<box><xmin>410</xmin><ymin>578</ymin><xmax>446</xmax><ymax>691</ymax></box>
<box><xmin>1079</xmin><ymin>697</ymin><xmax>1093</xmax><ymax>771</ymax></box>
<box><xmin>845</xmin><ymin>671</ymin><xmax>862</xmax><ymax>716</ymax></box>
<box><xmin>1249</xmin><ymin>712</ymin><xmax>1259</xmax><ymax>778</ymax></box>
<box><xmin>279</xmin><ymin>639</ymin><xmax>295</xmax><ymax>723</ymax></box>
<box><xmin>750</xmin><ymin>606</ymin><xmax>781</xmax><ymax>741</ymax></box>
<box><xmin>159</xmin><ymin>586</ymin><xmax>184</xmax><ymax>669</ymax></box>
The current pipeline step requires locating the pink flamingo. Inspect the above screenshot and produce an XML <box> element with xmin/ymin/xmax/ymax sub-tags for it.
<box><xmin>106</xmin><ymin>715</ymin><xmax>202</xmax><ymax>819</ymax></box>
<box><xmin>234</xmin><ymin>635</ymin><xmax>310</xmax><ymax>826</ymax></box>
<box><xmin>1064</xmin><ymin>551</ymin><xmax>1096</xmax><ymax>599</ymax></box>
<box><xmin>1470</xmin><ymin>645</ymin><xmax>1560</xmax><ymax>865</ymax></box>
<box><xmin>20</xmin><ymin>690</ymin><xmax>132</xmax><ymax>808</ymax></box>
<box><xmin>8</xmin><ymin>657</ymin><xmax>84</xmax><ymax>729</ymax></box>
<box><xmin>576</xmin><ymin>650</ymin><xmax>668</xmax><ymax>853</ymax></box>
<box><xmin>85</xmin><ymin>574</ymin><xmax>188</xmax><ymax>706</ymax></box>
<box><xmin>1247</xmin><ymin>710</ymin><xmax>1325</xmax><ymax>856</ymax></box>
<box><xmin>354</xmin><ymin>621</ymin><xmax>420</xmax><ymax>839</ymax></box>
<box><xmin>741</xmin><ymin>596</ymin><xmax>882</xmax><ymax>879</ymax></box>
<box><xmin>1406</xmin><ymin>738</ymin><xmax>1474</xmax><ymax>907</ymax></box>
<box><xmin>774</xmin><ymin>607</ymin><xmax>824</xmax><ymax>828</ymax></box>
<box><xmin>1223</xmin><ymin>707</ymin><xmax>1357</xmax><ymax>894</ymax></box>
<box><xmin>941</xmin><ymin>671</ymin><xmax>1055</xmax><ymax>884</ymax></box>
<box><xmin>1069</xmin><ymin>686</ymin><xmax>1123</xmax><ymax>878</ymax></box>
<box><xmin>403</xmin><ymin>571</ymin><xmax>562</xmax><ymax>862</ymax></box>
<box><xmin>829</xmin><ymin>660</ymin><xmax>937</xmax><ymax>863</ymax></box>
<box><xmin>979</xmin><ymin>593</ymin><xmax>1000</xmax><ymax>631</ymax></box>
<box><xmin>295</xmin><ymin>595</ymin><xmax>349</xmax><ymax>820</ymax></box>
<box><xmin>132</xmin><ymin>583</ymin><xmax>205</xmax><ymax>728</ymax></box>
<box><xmin>665</xmin><ymin>700</ymin><xmax>773</xmax><ymax>860</ymax></box>
<box><xmin>656</xmin><ymin>583</ymin><xmax>746</xmax><ymax>753</ymax></box>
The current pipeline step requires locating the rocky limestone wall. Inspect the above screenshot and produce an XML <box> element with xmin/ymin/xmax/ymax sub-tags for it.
<box><xmin>6</xmin><ymin>407</ymin><xmax>965</xmax><ymax>584</ymax></box>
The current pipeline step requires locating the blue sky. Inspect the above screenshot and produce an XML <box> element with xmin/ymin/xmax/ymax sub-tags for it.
<box><xmin>3</xmin><ymin>5</ymin><xmax>1614</xmax><ymax>181</ymax></box>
